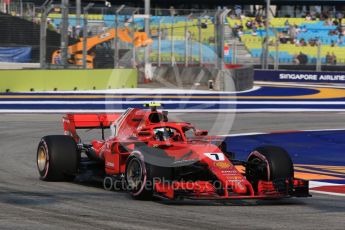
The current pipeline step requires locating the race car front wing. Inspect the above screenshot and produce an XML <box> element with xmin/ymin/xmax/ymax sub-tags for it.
<box><xmin>154</xmin><ymin>178</ymin><xmax>310</xmax><ymax>200</ymax></box>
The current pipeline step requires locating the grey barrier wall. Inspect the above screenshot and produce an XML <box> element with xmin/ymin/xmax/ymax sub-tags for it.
<box><xmin>138</xmin><ymin>65</ymin><xmax>254</xmax><ymax>92</ymax></box>
<box><xmin>254</xmin><ymin>69</ymin><xmax>345</xmax><ymax>84</ymax></box>
<box><xmin>229</xmin><ymin>65</ymin><xmax>254</xmax><ymax>91</ymax></box>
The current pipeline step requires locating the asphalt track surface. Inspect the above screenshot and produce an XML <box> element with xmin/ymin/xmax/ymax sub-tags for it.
<box><xmin>1</xmin><ymin>113</ymin><xmax>345</xmax><ymax>229</ymax></box>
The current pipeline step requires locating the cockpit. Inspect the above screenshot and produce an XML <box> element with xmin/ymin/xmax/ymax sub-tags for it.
<box><xmin>153</xmin><ymin>127</ymin><xmax>182</xmax><ymax>141</ymax></box>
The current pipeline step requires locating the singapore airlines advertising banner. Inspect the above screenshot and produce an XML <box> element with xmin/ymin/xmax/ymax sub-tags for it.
<box><xmin>255</xmin><ymin>70</ymin><xmax>345</xmax><ymax>83</ymax></box>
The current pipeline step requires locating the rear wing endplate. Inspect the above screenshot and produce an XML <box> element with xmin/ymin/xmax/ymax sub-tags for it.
<box><xmin>63</xmin><ymin>113</ymin><xmax>121</xmax><ymax>141</ymax></box>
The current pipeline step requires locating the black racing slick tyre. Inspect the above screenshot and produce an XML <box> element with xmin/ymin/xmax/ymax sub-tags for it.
<box><xmin>37</xmin><ymin>135</ymin><xmax>80</xmax><ymax>181</ymax></box>
<box><xmin>125</xmin><ymin>146</ymin><xmax>173</xmax><ymax>200</ymax></box>
<box><xmin>246</xmin><ymin>145</ymin><xmax>294</xmax><ymax>191</ymax></box>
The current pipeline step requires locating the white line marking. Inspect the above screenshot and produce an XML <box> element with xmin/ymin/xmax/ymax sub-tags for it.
<box><xmin>255</xmin><ymin>81</ymin><xmax>345</xmax><ymax>89</ymax></box>
<box><xmin>220</xmin><ymin>128</ymin><xmax>345</xmax><ymax>137</ymax></box>
<box><xmin>310</xmin><ymin>190</ymin><xmax>345</xmax><ymax>197</ymax></box>
<box><xmin>16</xmin><ymin>86</ymin><xmax>261</xmax><ymax>95</ymax></box>
<box><xmin>1</xmin><ymin>100</ymin><xmax>345</xmax><ymax>106</ymax></box>
<box><xmin>301</xmin><ymin>128</ymin><xmax>345</xmax><ymax>132</ymax></box>
<box><xmin>3</xmin><ymin>109</ymin><xmax>345</xmax><ymax>113</ymax></box>
<box><xmin>1</xmin><ymin>100</ymin><xmax>345</xmax><ymax>105</ymax></box>
<box><xmin>219</xmin><ymin>132</ymin><xmax>266</xmax><ymax>137</ymax></box>
<box><xmin>309</xmin><ymin>181</ymin><xmax>344</xmax><ymax>188</ymax></box>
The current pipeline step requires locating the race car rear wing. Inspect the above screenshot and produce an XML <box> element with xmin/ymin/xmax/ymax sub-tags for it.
<box><xmin>63</xmin><ymin>113</ymin><xmax>121</xmax><ymax>142</ymax></box>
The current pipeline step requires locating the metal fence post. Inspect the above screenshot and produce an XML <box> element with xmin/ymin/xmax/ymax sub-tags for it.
<box><xmin>158</xmin><ymin>18</ymin><xmax>164</xmax><ymax>67</ymax></box>
<box><xmin>60</xmin><ymin>0</ymin><xmax>69</xmax><ymax>68</ymax></box>
<box><xmin>198</xmin><ymin>11</ymin><xmax>207</xmax><ymax>66</ymax></box>
<box><xmin>20</xmin><ymin>0</ymin><xmax>23</xmax><ymax>17</ymax></box>
<box><xmin>190</xmin><ymin>38</ymin><xmax>193</xmax><ymax>64</ymax></box>
<box><xmin>198</xmin><ymin>17</ymin><xmax>202</xmax><ymax>66</ymax></box>
<box><xmin>144</xmin><ymin>0</ymin><xmax>150</xmax><ymax>70</ymax></box>
<box><xmin>216</xmin><ymin>9</ymin><xmax>230</xmax><ymax>70</ymax></box>
<box><xmin>171</xmin><ymin>15</ymin><xmax>175</xmax><ymax>66</ymax></box>
<box><xmin>131</xmin><ymin>8</ymin><xmax>139</xmax><ymax>68</ymax></box>
<box><xmin>82</xmin><ymin>3</ymin><xmax>93</xmax><ymax>69</ymax></box>
<box><xmin>316</xmin><ymin>40</ymin><xmax>322</xmax><ymax>71</ymax></box>
<box><xmin>262</xmin><ymin>0</ymin><xmax>271</xmax><ymax>69</ymax></box>
<box><xmin>274</xmin><ymin>39</ymin><xmax>279</xmax><ymax>70</ymax></box>
<box><xmin>232</xmin><ymin>39</ymin><xmax>237</xmax><ymax>64</ymax></box>
<box><xmin>184</xmin><ymin>17</ymin><xmax>188</xmax><ymax>67</ymax></box>
<box><xmin>214</xmin><ymin>10</ymin><xmax>219</xmax><ymax>68</ymax></box>
<box><xmin>184</xmin><ymin>13</ymin><xmax>193</xmax><ymax>67</ymax></box>
<box><xmin>114</xmin><ymin>4</ymin><xmax>125</xmax><ymax>68</ymax></box>
<box><xmin>76</xmin><ymin>0</ymin><xmax>81</xmax><ymax>27</ymax></box>
<box><xmin>39</xmin><ymin>0</ymin><xmax>53</xmax><ymax>69</ymax></box>
<box><xmin>219</xmin><ymin>11</ymin><xmax>224</xmax><ymax>70</ymax></box>
<box><xmin>39</xmin><ymin>10</ymin><xmax>47</xmax><ymax>68</ymax></box>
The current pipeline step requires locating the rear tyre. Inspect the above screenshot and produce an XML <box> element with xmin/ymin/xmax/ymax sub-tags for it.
<box><xmin>125</xmin><ymin>146</ymin><xmax>173</xmax><ymax>200</ymax></box>
<box><xmin>246</xmin><ymin>145</ymin><xmax>294</xmax><ymax>191</ymax></box>
<box><xmin>37</xmin><ymin>135</ymin><xmax>80</xmax><ymax>181</ymax></box>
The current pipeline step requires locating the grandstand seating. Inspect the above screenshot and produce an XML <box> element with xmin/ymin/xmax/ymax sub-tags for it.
<box><xmin>47</xmin><ymin>13</ymin><xmax>345</xmax><ymax>65</ymax></box>
<box><xmin>228</xmin><ymin>16</ymin><xmax>345</xmax><ymax>64</ymax></box>
<box><xmin>8</xmin><ymin>9</ymin><xmax>344</xmax><ymax>66</ymax></box>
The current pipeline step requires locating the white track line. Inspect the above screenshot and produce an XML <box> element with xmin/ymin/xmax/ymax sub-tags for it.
<box><xmin>17</xmin><ymin>86</ymin><xmax>261</xmax><ymax>95</ymax></box>
<box><xmin>309</xmin><ymin>181</ymin><xmax>344</xmax><ymax>188</ymax></box>
<box><xmin>310</xmin><ymin>190</ymin><xmax>345</xmax><ymax>196</ymax></box>
<box><xmin>1</xmin><ymin>100</ymin><xmax>345</xmax><ymax>105</ymax></box>
<box><xmin>220</xmin><ymin>132</ymin><xmax>266</xmax><ymax>137</ymax></box>
<box><xmin>310</xmin><ymin>182</ymin><xmax>345</xmax><ymax>197</ymax></box>
<box><xmin>2</xmin><ymin>109</ymin><xmax>345</xmax><ymax>113</ymax></box>
<box><xmin>221</xmin><ymin>128</ymin><xmax>345</xmax><ymax>137</ymax></box>
<box><xmin>255</xmin><ymin>81</ymin><xmax>345</xmax><ymax>89</ymax></box>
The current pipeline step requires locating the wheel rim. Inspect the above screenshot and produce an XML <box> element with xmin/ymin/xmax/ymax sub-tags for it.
<box><xmin>37</xmin><ymin>147</ymin><xmax>47</xmax><ymax>172</ymax></box>
<box><xmin>247</xmin><ymin>157</ymin><xmax>268</xmax><ymax>181</ymax></box>
<box><xmin>126</xmin><ymin>159</ymin><xmax>143</xmax><ymax>190</ymax></box>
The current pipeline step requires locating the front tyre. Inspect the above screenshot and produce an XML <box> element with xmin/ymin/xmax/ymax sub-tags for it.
<box><xmin>246</xmin><ymin>145</ymin><xmax>294</xmax><ymax>191</ymax></box>
<box><xmin>125</xmin><ymin>147</ymin><xmax>173</xmax><ymax>200</ymax></box>
<box><xmin>125</xmin><ymin>156</ymin><xmax>152</xmax><ymax>200</ymax></box>
<box><xmin>37</xmin><ymin>135</ymin><xmax>80</xmax><ymax>181</ymax></box>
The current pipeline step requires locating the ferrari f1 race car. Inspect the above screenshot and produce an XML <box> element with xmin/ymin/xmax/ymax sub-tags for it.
<box><xmin>36</xmin><ymin>103</ymin><xmax>310</xmax><ymax>200</ymax></box>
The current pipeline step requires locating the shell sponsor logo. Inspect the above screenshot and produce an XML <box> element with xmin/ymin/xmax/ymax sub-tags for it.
<box><xmin>226</xmin><ymin>176</ymin><xmax>243</xmax><ymax>181</ymax></box>
<box><xmin>214</xmin><ymin>161</ymin><xmax>231</xmax><ymax>169</ymax></box>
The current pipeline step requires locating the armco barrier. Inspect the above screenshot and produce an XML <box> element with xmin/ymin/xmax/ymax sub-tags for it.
<box><xmin>0</xmin><ymin>69</ymin><xmax>137</xmax><ymax>92</ymax></box>
<box><xmin>255</xmin><ymin>69</ymin><xmax>345</xmax><ymax>84</ymax></box>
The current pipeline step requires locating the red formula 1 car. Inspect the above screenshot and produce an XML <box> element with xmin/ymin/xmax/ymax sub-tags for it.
<box><xmin>36</xmin><ymin>103</ymin><xmax>310</xmax><ymax>200</ymax></box>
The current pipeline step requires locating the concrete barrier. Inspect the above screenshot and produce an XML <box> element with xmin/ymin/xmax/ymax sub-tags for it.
<box><xmin>0</xmin><ymin>62</ymin><xmax>40</xmax><ymax>70</ymax></box>
<box><xmin>0</xmin><ymin>69</ymin><xmax>137</xmax><ymax>92</ymax></box>
<box><xmin>139</xmin><ymin>65</ymin><xmax>253</xmax><ymax>91</ymax></box>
